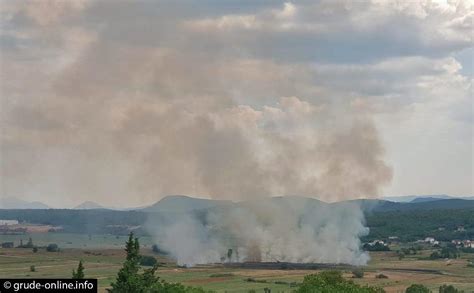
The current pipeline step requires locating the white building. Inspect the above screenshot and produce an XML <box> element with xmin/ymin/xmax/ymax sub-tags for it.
<box><xmin>452</xmin><ymin>239</ymin><xmax>462</xmax><ymax>246</ymax></box>
<box><xmin>424</xmin><ymin>237</ymin><xmax>436</xmax><ymax>243</ymax></box>
<box><xmin>0</xmin><ymin>220</ymin><xmax>19</xmax><ymax>225</ymax></box>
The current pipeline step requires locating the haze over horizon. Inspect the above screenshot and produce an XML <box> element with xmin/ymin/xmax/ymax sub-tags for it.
<box><xmin>1</xmin><ymin>193</ymin><xmax>474</xmax><ymax>210</ymax></box>
<box><xmin>1</xmin><ymin>0</ymin><xmax>472</xmax><ymax>208</ymax></box>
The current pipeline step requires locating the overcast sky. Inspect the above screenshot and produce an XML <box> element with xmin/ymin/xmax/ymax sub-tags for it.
<box><xmin>0</xmin><ymin>0</ymin><xmax>472</xmax><ymax>208</ymax></box>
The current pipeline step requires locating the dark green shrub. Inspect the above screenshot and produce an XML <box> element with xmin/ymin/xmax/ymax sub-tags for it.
<box><xmin>430</xmin><ymin>247</ymin><xmax>459</xmax><ymax>260</ymax></box>
<box><xmin>46</xmin><ymin>243</ymin><xmax>59</xmax><ymax>252</ymax></box>
<box><xmin>140</xmin><ymin>255</ymin><xmax>157</xmax><ymax>267</ymax></box>
<box><xmin>209</xmin><ymin>273</ymin><xmax>233</xmax><ymax>278</ymax></box>
<box><xmin>151</xmin><ymin>244</ymin><xmax>168</xmax><ymax>255</ymax></box>
<box><xmin>439</xmin><ymin>284</ymin><xmax>464</xmax><ymax>293</ymax></box>
<box><xmin>430</xmin><ymin>251</ymin><xmax>441</xmax><ymax>259</ymax></box>
<box><xmin>405</xmin><ymin>284</ymin><xmax>431</xmax><ymax>293</ymax></box>
<box><xmin>296</xmin><ymin>270</ymin><xmax>384</xmax><ymax>293</ymax></box>
<box><xmin>352</xmin><ymin>269</ymin><xmax>364</xmax><ymax>278</ymax></box>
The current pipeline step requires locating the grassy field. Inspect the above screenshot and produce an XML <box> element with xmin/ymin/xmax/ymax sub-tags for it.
<box><xmin>1</xmin><ymin>234</ymin><xmax>473</xmax><ymax>292</ymax></box>
<box><xmin>0</xmin><ymin>233</ymin><xmax>155</xmax><ymax>249</ymax></box>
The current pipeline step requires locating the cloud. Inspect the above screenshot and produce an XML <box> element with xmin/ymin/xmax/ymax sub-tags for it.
<box><xmin>184</xmin><ymin>1</ymin><xmax>472</xmax><ymax>62</ymax></box>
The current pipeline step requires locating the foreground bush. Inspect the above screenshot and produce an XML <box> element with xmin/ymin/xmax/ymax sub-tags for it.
<box><xmin>295</xmin><ymin>270</ymin><xmax>384</xmax><ymax>293</ymax></box>
<box><xmin>439</xmin><ymin>284</ymin><xmax>464</xmax><ymax>293</ymax></box>
<box><xmin>405</xmin><ymin>284</ymin><xmax>430</xmax><ymax>293</ymax></box>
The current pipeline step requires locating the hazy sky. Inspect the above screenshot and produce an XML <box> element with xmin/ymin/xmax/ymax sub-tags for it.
<box><xmin>0</xmin><ymin>0</ymin><xmax>472</xmax><ymax>208</ymax></box>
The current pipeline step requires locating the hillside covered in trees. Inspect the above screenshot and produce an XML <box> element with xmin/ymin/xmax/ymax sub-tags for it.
<box><xmin>0</xmin><ymin>198</ymin><xmax>472</xmax><ymax>242</ymax></box>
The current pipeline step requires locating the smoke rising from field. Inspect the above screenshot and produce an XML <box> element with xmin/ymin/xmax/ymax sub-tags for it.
<box><xmin>152</xmin><ymin>199</ymin><xmax>370</xmax><ymax>266</ymax></box>
<box><xmin>125</xmin><ymin>52</ymin><xmax>390</xmax><ymax>265</ymax></box>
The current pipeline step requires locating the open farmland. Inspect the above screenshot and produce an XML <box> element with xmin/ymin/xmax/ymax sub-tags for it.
<box><xmin>0</xmin><ymin>232</ymin><xmax>155</xmax><ymax>249</ymax></box>
<box><xmin>0</xmin><ymin>234</ymin><xmax>473</xmax><ymax>293</ymax></box>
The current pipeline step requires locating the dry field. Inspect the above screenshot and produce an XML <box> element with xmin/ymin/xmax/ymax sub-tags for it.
<box><xmin>0</xmin><ymin>236</ymin><xmax>473</xmax><ymax>292</ymax></box>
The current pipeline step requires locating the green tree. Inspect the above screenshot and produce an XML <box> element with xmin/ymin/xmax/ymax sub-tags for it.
<box><xmin>139</xmin><ymin>255</ymin><xmax>157</xmax><ymax>267</ymax></box>
<box><xmin>108</xmin><ymin>233</ymin><xmax>142</xmax><ymax>292</ymax></box>
<box><xmin>296</xmin><ymin>270</ymin><xmax>384</xmax><ymax>293</ymax></box>
<box><xmin>108</xmin><ymin>233</ymin><xmax>214</xmax><ymax>293</ymax></box>
<box><xmin>72</xmin><ymin>260</ymin><xmax>85</xmax><ymax>279</ymax></box>
<box><xmin>227</xmin><ymin>249</ymin><xmax>233</xmax><ymax>261</ymax></box>
<box><xmin>439</xmin><ymin>284</ymin><xmax>464</xmax><ymax>293</ymax></box>
<box><xmin>406</xmin><ymin>284</ymin><xmax>431</xmax><ymax>293</ymax></box>
<box><xmin>46</xmin><ymin>243</ymin><xmax>59</xmax><ymax>252</ymax></box>
<box><xmin>151</xmin><ymin>244</ymin><xmax>168</xmax><ymax>255</ymax></box>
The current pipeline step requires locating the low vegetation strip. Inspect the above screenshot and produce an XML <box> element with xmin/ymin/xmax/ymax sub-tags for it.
<box><xmin>224</xmin><ymin>262</ymin><xmax>355</xmax><ymax>270</ymax></box>
<box><xmin>379</xmin><ymin>268</ymin><xmax>445</xmax><ymax>275</ymax></box>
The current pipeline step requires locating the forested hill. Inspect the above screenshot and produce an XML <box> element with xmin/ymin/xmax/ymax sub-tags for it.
<box><xmin>354</xmin><ymin>198</ymin><xmax>474</xmax><ymax>213</ymax></box>
<box><xmin>0</xmin><ymin>197</ymin><xmax>472</xmax><ymax>240</ymax></box>
<box><xmin>364</xmin><ymin>208</ymin><xmax>474</xmax><ymax>242</ymax></box>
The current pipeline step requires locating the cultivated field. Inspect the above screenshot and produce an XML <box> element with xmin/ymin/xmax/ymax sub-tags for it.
<box><xmin>0</xmin><ymin>234</ymin><xmax>473</xmax><ymax>292</ymax></box>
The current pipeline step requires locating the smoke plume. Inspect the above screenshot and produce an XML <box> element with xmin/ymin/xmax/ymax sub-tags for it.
<box><xmin>1</xmin><ymin>1</ymin><xmax>395</xmax><ymax>265</ymax></box>
<box><xmin>151</xmin><ymin>199</ymin><xmax>371</xmax><ymax>266</ymax></box>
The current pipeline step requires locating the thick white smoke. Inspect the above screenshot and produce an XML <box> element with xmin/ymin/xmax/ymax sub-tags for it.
<box><xmin>152</xmin><ymin>199</ymin><xmax>370</xmax><ymax>266</ymax></box>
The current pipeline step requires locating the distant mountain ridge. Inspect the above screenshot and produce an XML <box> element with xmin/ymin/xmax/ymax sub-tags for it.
<box><xmin>74</xmin><ymin>201</ymin><xmax>107</xmax><ymax>210</ymax></box>
<box><xmin>355</xmin><ymin>198</ymin><xmax>474</xmax><ymax>213</ymax></box>
<box><xmin>410</xmin><ymin>197</ymin><xmax>444</xmax><ymax>203</ymax></box>
<box><xmin>140</xmin><ymin>195</ymin><xmax>474</xmax><ymax>214</ymax></box>
<box><xmin>141</xmin><ymin>195</ymin><xmax>232</xmax><ymax>213</ymax></box>
<box><xmin>2</xmin><ymin>194</ymin><xmax>473</xmax><ymax>211</ymax></box>
<box><xmin>382</xmin><ymin>194</ymin><xmax>473</xmax><ymax>202</ymax></box>
<box><xmin>0</xmin><ymin>197</ymin><xmax>50</xmax><ymax>209</ymax></box>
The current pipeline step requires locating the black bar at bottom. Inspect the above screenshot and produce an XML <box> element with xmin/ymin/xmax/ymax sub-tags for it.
<box><xmin>0</xmin><ymin>279</ymin><xmax>97</xmax><ymax>293</ymax></box>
